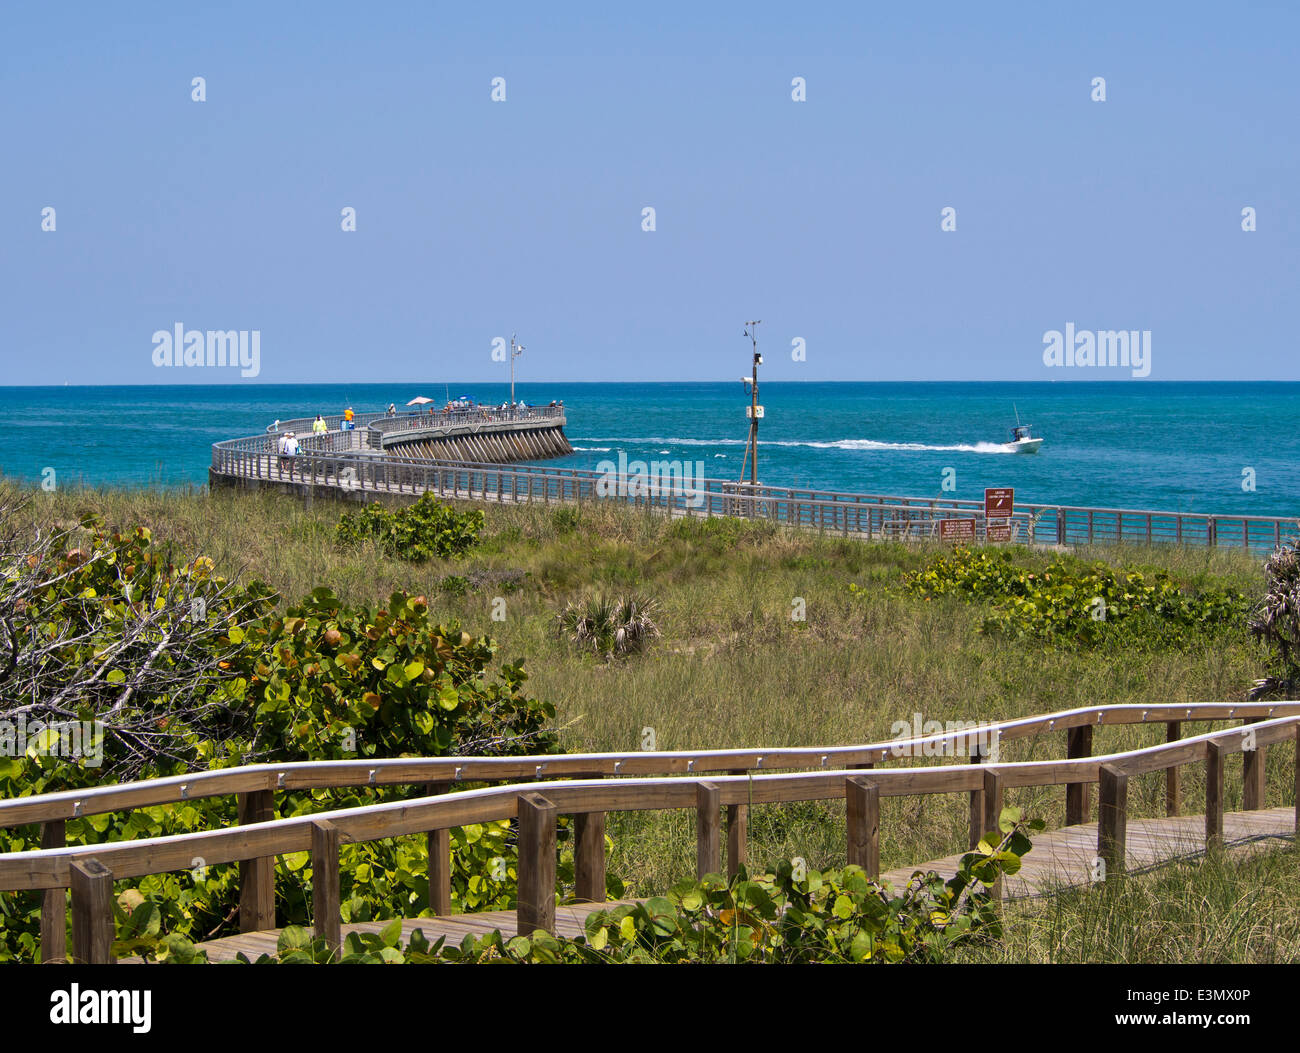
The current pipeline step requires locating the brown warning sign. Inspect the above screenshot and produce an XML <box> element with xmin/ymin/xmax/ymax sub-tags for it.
<box><xmin>938</xmin><ymin>518</ymin><xmax>977</xmax><ymax>542</ymax></box>
<box><xmin>986</xmin><ymin>520</ymin><xmax>1012</xmax><ymax>543</ymax></box>
<box><xmin>984</xmin><ymin>487</ymin><xmax>1014</xmax><ymax>518</ymax></box>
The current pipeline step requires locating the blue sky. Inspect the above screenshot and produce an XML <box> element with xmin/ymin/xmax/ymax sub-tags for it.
<box><xmin>2</xmin><ymin>1</ymin><xmax>1296</xmax><ymax>384</ymax></box>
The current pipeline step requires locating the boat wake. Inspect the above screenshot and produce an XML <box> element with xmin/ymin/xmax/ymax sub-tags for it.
<box><xmin>573</xmin><ymin>436</ymin><xmax>1017</xmax><ymax>455</ymax></box>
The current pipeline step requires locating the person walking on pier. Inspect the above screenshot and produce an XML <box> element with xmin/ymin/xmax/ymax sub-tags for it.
<box><xmin>312</xmin><ymin>415</ymin><xmax>327</xmax><ymax>435</ymax></box>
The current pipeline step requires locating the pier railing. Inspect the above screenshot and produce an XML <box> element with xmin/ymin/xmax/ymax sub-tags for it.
<box><xmin>264</xmin><ymin>407</ymin><xmax>566</xmax><ymax>449</ymax></box>
<box><xmin>211</xmin><ymin>430</ymin><xmax>1299</xmax><ymax>552</ymax></box>
<box><xmin>366</xmin><ymin>405</ymin><xmax>565</xmax><ymax>440</ymax></box>
<box><xmin>4</xmin><ymin>701</ymin><xmax>1297</xmax><ymax>962</ymax></box>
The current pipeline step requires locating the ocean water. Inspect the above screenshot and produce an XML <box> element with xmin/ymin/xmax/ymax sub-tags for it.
<box><xmin>1</xmin><ymin>382</ymin><xmax>1297</xmax><ymax>517</ymax></box>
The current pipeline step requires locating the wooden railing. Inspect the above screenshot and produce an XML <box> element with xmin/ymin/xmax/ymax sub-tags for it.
<box><xmin>3</xmin><ymin>701</ymin><xmax>1297</xmax><ymax>962</ymax></box>
<box><xmin>211</xmin><ymin>427</ymin><xmax>1299</xmax><ymax>552</ymax></box>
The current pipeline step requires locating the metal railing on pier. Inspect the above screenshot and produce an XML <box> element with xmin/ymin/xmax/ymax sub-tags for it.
<box><xmin>211</xmin><ymin>427</ymin><xmax>1299</xmax><ymax>553</ymax></box>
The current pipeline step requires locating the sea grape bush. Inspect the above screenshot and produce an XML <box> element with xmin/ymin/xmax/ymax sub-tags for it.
<box><xmin>0</xmin><ymin>511</ymin><xmax>277</xmax><ymax>781</ymax></box>
<box><xmin>336</xmin><ymin>494</ymin><xmax>484</xmax><ymax>562</ymax></box>
<box><xmin>885</xmin><ymin>547</ymin><xmax>1246</xmax><ymax>648</ymax></box>
<box><xmin>0</xmin><ymin>511</ymin><xmax>562</xmax><ymax>961</ymax></box>
<box><xmin>120</xmin><ymin>808</ymin><xmax>1039</xmax><ymax>964</ymax></box>
<box><xmin>227</xmin><ymin>588</ymin><xmax>555</xmax><ymax>760</ymax></box>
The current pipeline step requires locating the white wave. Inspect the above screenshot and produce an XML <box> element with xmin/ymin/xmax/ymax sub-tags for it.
<box><xmin>574</xmin><ymin>436</ymin><xmax>1016</xmax><ymax>454</ymax></box>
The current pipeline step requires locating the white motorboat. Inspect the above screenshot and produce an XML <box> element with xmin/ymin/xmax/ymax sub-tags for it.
<box><xmin>1006</xmin><ymin>422</ymin><xmax>1043</xmax><ymax>454</ymax></box>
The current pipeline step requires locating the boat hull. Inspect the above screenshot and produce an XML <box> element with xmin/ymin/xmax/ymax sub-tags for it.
<box><xmin>1008</xmin><ymin>438</ymin><xmax>1043</xmax><ymax>454</ymax></box>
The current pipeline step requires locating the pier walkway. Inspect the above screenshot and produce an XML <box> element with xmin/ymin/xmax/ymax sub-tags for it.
<box><xmin>210</xmin><ymin>419</ymin><xmax>1299</xmax><ymax>552</ymax></box>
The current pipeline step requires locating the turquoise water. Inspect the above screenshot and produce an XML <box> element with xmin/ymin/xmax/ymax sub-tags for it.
<box><xmin>2</xmin><ymin>382</ymin><xmax>1297</xmax><ymax>516</ymax></box>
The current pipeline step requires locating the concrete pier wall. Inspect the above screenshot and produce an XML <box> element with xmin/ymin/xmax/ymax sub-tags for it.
<box><xmin>379</xmin><ymin>418</ymin><xmax>572</xmax><ymax>463</ymax></box>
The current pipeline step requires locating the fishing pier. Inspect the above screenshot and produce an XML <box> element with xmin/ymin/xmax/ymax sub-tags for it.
<box><xmin>210</xmin><ymin>411</ymin><xmax>1298</xmax><ymax>554</ymax></box>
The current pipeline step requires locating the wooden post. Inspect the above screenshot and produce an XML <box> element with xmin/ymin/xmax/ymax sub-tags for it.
<box><xmin>311</xmin><ymin>819</ymin><xmax>341</xmax><ymax>957</ymax></box>
<box><xmin>968</xmin><ymin>745</ymin><xmax>985</xmax><ymax>850</ymax></box>
<box><xmin>726</xmin><ymin>769</ymin><xmax>748</xmax><ymax>878</ymax></box>
<box><xmin>1241</xmin><ymin>718</ymin><xmax>1265</xmax><ymax>811</ymax></box>
<box><xmin>70</xmin><ymin>859</ymin><xmax>114</xmax><ymax>965</ymax></box>
<box><xmin>982</xmin><ymin>769</ymin><xmax>1005</xmax><ymax>903</ymax></box>
<box><xmin>1294</xmin><ymin>726</ymin><xmax>1300</xmax><ymax>838</ymax></box>
<box><xmin>696</xmin><ymin>781</ymin><xmax>721</xmax><ymax>879</ymax></box>
<box><xmin>517</xmin><ymin>792</ymin><xmax>557</xmax><ymax>936</ymax></box>
<box><xmin>1065</xmin><ymin>725</ymin><xmax>1093</xmax><ymax>825</ymax></box>
<box><xmin>1165</xmin><ymin>722</ymin><xmax>1182</xmax><ymax>817</ymax></box>
<box><xmin>1097</xmin><ymin>764</ymin><xmax>1128</xmax><ymax>879</ymax></box>
<box><xmin>573</xmin><ymin>775</ymin><xmax>606</xmax><ymax>904</ymax></box>
<box><xmin>574</xmin><ymin>810</ymin><xmax>606</xmax><ymax>904</ymax></box>
<box><xmin>1205</xmin><ymin>741</ymin><xmax>1224</xmax><ymax>850</ymax></box>
<box><xmin>40</xmin><ymin>820</ymin><xmax>66</xmax><ymax>964</ymax></box>
<box><xmin>237</xmin><ymin>789</ymin><xmax>276</xmax><ymax>932</ymax></box>
<box><xmin>845</xmin><ymin>776</ymin><xmax>880</xmax><ymax>879</ymax></box>
<box><xmin>425</xmin><ymin>781</ymin><xmax>453</xmax><ymax>915</ymax></box>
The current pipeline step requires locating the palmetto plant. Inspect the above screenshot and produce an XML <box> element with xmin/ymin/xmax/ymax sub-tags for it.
<box><xmin>556</xmin><ymin>594</ymin><xmax>661</xmax><ymax>659</ymax></box>
<box><xmin>1247</xmin><ymin>538</ymin><xmax>1300</xmax><ymax>700</ymax></box>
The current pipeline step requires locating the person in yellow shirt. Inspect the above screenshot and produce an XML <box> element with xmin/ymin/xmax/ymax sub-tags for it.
<box><xmin>312</xmin><ymin>415</ymin><xmax>327</xmax><ymax>434</ymax></box>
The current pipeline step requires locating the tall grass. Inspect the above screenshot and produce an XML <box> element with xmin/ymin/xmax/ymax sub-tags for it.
<box><xmin>958</xmin><ymin>845</ymin><xmax>1300</xmax><ymax>963</ymax></box>
<box><xmin>23</xmin><ymin>482</ymin><xmax>1291</xmax><ymax>952</ymax></box>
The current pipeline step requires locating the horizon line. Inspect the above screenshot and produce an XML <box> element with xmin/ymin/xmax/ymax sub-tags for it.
<box><xmin>3</xmin><ymin>378</ymin><xmax>1299</xmax><ymax>389</ymax></box>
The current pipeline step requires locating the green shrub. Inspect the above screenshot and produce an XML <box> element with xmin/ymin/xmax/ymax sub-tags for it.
<box><xmin>1248</xmin><ymin>538</ymin><xmax>1300</xmax><ymax>699</ymax></box>
<box><xmin>556</xmin><ymin>594</ymin><xmax>661</xmax><ymax>659</ymax></box>
<box><xmin>336</xmin><ymin>494</ymin><xmax>484</xmax><ymax>562</ymax></box>
<box><xmin>124</xmin><ymin>807</ymin><xmax>1039</xmax><ymax>964</ymax></box>
<box><xmin>885</xmin><ymin>547</ymin><xmax>1247</xmax><ymax>648</ymax></box>
<box><xmin>0</xmin><ymin>546</ymin><xmax>563</xmax><ymax>960</ymax></box>
<box><xmin>550</xmin><ymin>507</ymin><xmax>582</xmax><ymax>534</ymax></box>
<box><xmin>666</xmin><ymin>515</ymin><xmax>776</xmax><ymax>549</ymax></box>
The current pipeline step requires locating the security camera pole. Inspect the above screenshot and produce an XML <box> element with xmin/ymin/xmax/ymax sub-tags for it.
<box><xmin>510</xmin><ymin>333</ymin><xmax>525</xmax><ymax>418</ymax></box>
<box><xmin>740</xmin><ymin>320</ymin><xmax>762</xmax><ymax>485</ymax></box>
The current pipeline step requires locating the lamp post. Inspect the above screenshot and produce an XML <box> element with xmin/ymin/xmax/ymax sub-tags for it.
<box><xmin>510</xmin><ymin>333</ymin><xmax>525</xmax><ymax>418</ymax></box>
<box><xmin>740</xmin><ymin>321</ymin><xmax>762</xmax><ymax>485</ymax></box>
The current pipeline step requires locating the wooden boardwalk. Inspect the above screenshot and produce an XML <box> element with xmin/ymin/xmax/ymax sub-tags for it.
<box><xmin>880</xmin><ymin>807</ymin><xmax>1295</xmax><ymax>897</ymax></box>
<box><xmin>191</xmin><ymin>900</ymin><xmax>644</xmax><ymax>962</ymax></box>
<box><xmin>18</xmin><ymin>705</ymin><xmax>1299</xmax><ymax>964</ymax></box>
<box><xmin>177</xmin><ymin>808</ymin><xmax>1293</xmax><ymax>961</ymax></box>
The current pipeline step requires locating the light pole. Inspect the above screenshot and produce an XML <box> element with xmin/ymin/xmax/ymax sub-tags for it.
<box><xmin>510</xmin><ymin>333</ymin><xmax>525</xmax><ymax>417</ymax></box>
<box><xmin>740</xmin><ymin>321</ymin><xmax>762</xmax><ymax>485</ymax></box>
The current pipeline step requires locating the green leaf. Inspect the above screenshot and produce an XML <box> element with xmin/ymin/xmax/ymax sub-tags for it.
<box><xmin>277</xmin><ymin>926</ymin><xmax>313</xmax><ymax>954</ymax></box>
<box><xmin>379</xmin><ymin>917</ymin><xmax>403</xmax><ymax>947</ymax></box>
